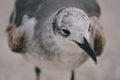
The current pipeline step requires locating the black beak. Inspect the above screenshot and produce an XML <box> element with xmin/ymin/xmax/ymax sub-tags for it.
<box><xmin>73</xmin><ymin>37</ymin><xmax>97</xmax><ymax>64</ymax></box>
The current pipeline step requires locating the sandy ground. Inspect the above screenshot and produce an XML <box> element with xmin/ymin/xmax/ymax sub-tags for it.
<box><xmin>0</xmin><ymin>0</ymin><xmax>120</xmax><ymax>80</ymax></box>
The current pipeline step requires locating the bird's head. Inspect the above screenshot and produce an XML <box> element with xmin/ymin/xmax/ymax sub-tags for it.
<box><xmin>52</xmin><ymin>8</ymin><xmax>97</xmax><ymax>63</ymax></box>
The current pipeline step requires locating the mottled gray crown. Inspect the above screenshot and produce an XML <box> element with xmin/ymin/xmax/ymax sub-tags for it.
<box><xmin>52</xmin><ymin>7</ymin><xmax>90</xmax><ymax>36</ymax></box>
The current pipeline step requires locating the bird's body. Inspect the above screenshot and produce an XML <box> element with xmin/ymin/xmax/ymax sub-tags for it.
<box><xmin>6</xmin><ymin>0</ymin><xmax>105</xmax><ymax>80</ymax></box>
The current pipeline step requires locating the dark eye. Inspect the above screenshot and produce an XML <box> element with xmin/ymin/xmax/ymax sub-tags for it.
<box><xmin>61</xmin><ymin>28</ymin><xmax>70</xmax><ymax>37</ymax></box>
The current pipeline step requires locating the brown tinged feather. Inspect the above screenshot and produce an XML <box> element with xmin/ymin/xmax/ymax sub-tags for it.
<box><xmin>94</xmin><ymin>28</ymin><xmax>105</xmax><ymax>56</ymax></box>
<box><xmin>6</xmin><ymin>24</ymin><xmax>26</xmax><ymax>53</ymax></box>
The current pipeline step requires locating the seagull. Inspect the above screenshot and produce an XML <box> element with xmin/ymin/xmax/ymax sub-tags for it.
<box><xmin>6</xmin><ymin>0</ymin><xmax>105</xmax><ymax>80</ymax></box>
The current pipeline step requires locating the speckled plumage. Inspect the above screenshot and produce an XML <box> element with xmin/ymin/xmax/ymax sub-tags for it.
<box><xmin>6</xmin><ymin>0</ymin><xmax>105</xmax><ymax>80</ymax></box>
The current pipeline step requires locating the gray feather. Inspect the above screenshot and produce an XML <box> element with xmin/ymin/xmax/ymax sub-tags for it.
<box><xmin>12</xmin><ymin>0</ymin><xmax>100</xmax><ymax>27</ymax></box>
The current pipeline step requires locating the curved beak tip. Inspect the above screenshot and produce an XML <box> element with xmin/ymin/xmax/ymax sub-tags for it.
<box><xmin>73</xmin><ymin>37</ymin><xmax>97</xmax><ymax>64</ymax></box>
<box><xmin>95</xmin><ymin>61</ymin><xmax>98</xmax><ymax>64</ymax></box>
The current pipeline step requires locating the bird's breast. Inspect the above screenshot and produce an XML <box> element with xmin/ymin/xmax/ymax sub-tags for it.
<box><xmin>22</xmin><ymin>37</ymin><xmax>88</xmax><ymax>70</ymax></box>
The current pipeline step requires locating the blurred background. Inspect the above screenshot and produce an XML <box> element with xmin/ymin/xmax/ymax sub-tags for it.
<box><xmin>0</xmin><ymin>0</ymin><xmax>120</xmax><ymax>80</ymax></box>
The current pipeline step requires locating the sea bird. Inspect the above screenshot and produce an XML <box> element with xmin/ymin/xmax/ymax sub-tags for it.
<box><xmin>6</xmin><ymin>0</ymin><xmax>105</xmax><ymax>80</ymax></box>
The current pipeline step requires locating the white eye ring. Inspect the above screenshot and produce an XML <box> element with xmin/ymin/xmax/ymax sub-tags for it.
<box><xmin>60</xmin><ymin>27</ymin><xmax>70</xmax><ymax>37</ymax></box>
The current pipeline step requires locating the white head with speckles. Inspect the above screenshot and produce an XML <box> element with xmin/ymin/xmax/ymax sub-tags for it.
<box><xmin>52</xmin><ymin>7</ymin><xmax>97</xmax><ymax>63</ymax></box>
